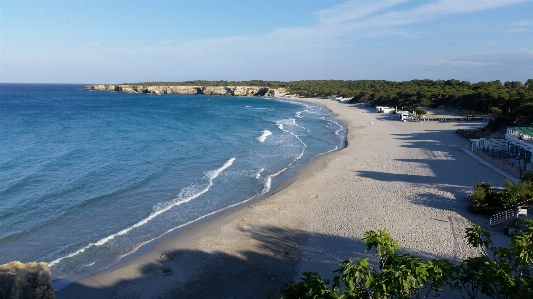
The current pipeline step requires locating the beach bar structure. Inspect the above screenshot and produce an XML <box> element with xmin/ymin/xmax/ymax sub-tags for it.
<box><xmin>507</xmin><ymin>127</ymin><xmax>533</xmax><ymax>144</ymax></box>
<box><xmin>470</xmin><ymin>127</ymin><xmax>533</xmax><ymax>157</ymax></box>
<box><xmin>470</xmin><ymin>127</ymin><xmax>533</xmax><ymax>227</ymax></box>
<box><xmin>375</xmin><ymin>106</ymin><xmax>395</xmax><ymax>113</ymax></box>
<box><xmin>505</xmin><ymin>127</ymin><xmax>533</xmax><ymax>159</ymax></box>
<box><xmin>469</xmin><ymin>126</ymin><xmax>533</xmax><ymax>178</ymax></box>
<box><xmin>395</xmin><ymin>111</ymin><xmax>417</xmax><ymax>121</ymax></box>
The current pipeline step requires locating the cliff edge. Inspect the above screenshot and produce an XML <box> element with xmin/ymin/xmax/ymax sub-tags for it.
<box><xmin>0</xmin><ymin>261</ymin><xmax>55</xmax><ymax>299</ymax></box>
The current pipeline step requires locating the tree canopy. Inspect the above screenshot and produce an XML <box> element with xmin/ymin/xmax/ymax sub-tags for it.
<box><xmin>127</xmin><ymin>79</ymin><xmax>533</xmax><ymax>128</ymax></box>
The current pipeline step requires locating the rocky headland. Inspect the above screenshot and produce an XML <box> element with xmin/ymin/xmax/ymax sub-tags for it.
<box><xmin>84</xmin><ymin>84</ymin><xmax>288</xmax><ymax>97</ymax></box>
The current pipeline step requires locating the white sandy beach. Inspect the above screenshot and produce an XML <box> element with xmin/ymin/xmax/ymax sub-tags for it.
<box><xmin>56</xmin><ymin>99</ymin><xmax>510</xmax><ymax>299</ymax></box>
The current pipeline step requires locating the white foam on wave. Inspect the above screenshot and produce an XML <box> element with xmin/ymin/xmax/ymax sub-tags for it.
<box><xmin>271</xmin><ymin>118</ymin><xmax>307</xmax><ymax>179</ymax></box>
<box><xmin>275</xmin><ymin>118</ymin><xmax>296</xmax><ymax>131</ymax></box>
<box><xmin>329</xmin><ymin>119</ymin><xmax>344</xmax><ymax>135</ymax></box>
<box><xmin>325</xmin><ymin>145</ymin><xmax>339</xmax><ymax>154</ymax></box>
<box><xmin>256</xmin><ymin>130</ymin><xmax>272</xmax><ymax>143</ymax></box>
<box><xmin>276</xmin><ymin>118</ymin><xmax>308</xmax><ymax>133</ymax></box>
<box><xmin>262</xmin><ymin>176</ymin><xmax>272</xmax><ymax>193</ymax></box>
<box><xmin>295</xmin><ymin>122</ymin><xmax>307</xmax><ymax>131</ymax></box>
<box><xmin>295</xmin><ymin>111</ymin><xmax>302</xmax><ymax>118</ymax></box>
<box><xmin>255</xmin><ymin>168</ymin><xmax>264</xmax><ymax>179</ymax></box>
<box><xmin>252</xmin><ymin>168</ymin><xmax>271</xmax><ymax>194</ymax></box>
<box><xmin>49</xmin><ymin>157</ymin><xmax>236</xmax><ymax>267</ymax></box>
<box><xmin>110</xmin><ymin>169</ymin><xmax>272</xmax><ymax>269</ymax></box>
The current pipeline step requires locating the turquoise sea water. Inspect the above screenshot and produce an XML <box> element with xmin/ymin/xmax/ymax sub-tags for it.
<box><xmin>0</xmin><ymin>84</ymin><xmax>345</xmax><ymax>286</ymax></box>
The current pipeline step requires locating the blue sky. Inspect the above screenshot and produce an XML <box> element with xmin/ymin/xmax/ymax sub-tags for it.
<box><xmin>1</xmin><ymin>0</ymin><xmax>532</xmax><ymax>83</ymax></box>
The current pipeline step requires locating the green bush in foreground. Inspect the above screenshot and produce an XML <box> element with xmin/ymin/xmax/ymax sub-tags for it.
<box><xmin>271</xmin><ymin>221</ymin><xmax>533</xmax><ymax>299</ymax></box>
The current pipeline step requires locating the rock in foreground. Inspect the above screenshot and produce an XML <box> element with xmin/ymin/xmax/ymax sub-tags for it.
<box><xmin>0</xmin><ymin>261</ymin><xmax>55</xmax><ymax>299</ymax></box>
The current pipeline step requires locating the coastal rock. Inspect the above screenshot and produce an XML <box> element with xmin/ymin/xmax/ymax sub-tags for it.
<box><xmin>201</xmin><ymin>86</ymin><xmax>232</xmax><ymax>96</ymax></box>
<box><xmin>232</xmin><ymin>86</ymin><xmax>256</xmax><ymax>96</ymax></box>
<box><xmin>0</xmin><ymin>261</ymin><xmax>55</xmax><ymax>299</ymax></box>
<box><xmin>84</xmin><ymin>85</ymin><xmax>287</xmax><ymax>97</ymax></box>
<box><xmin>116</xmin><ymin>85</ymin><xmax>136</xmax><ymax>93</ymax></box>
<box><xmin>145</xmin><ymin>86</ymin><xmax>163</xmax><ymax>94</ymax></box>
<box><xmin>85</xmin><ymin>84</ymin><xmax>118</xmax><ymax>92</ymax></box>
<box><xmin>165</xmin><ymin>86</ymin><xmax>200</xmax><ymax>94</ymax></box>
<box><xmin>273</xmin><ymin>88</ymin><xmax>287</xmax><ymax>97</ymax></box>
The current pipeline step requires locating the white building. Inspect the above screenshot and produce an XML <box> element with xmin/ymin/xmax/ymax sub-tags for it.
<box><xmin>469</xmin><ymin>126</ymin><xmax>533</xmax><ymax>163</ymax></box>
<box><xmin>506</xmin><ymin>127</ymin><xmax>533</xmax><ymax>160</ymax></box>
<box><xmin>395</xmin><ymin>111</ymin><xmax>416</xmax><ymax>120</ymax></box>
<box><xmin>375</xmin><ymin>106</ymin><xmax>395</xmax><ymax>113</ymax></box>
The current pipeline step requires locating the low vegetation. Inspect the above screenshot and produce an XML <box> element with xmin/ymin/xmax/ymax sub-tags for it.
<box><xmin>128</xmin><ymin>79</ymin><xmax>533</xmax><ymax>130</ymax></box>
<box><xmin>271</xmin><ymin>222</ymin><xmax>533</xmax><ymax>299</ymax></box>
<box><xmin>455</xmin><ymin>127</ymin><xmax>506</xmax><ymax>139</ymax></box>
<box><xmin>468</xmin><ymin>178</ymin><xmax>533</xmax><ymax>215</ymax></box>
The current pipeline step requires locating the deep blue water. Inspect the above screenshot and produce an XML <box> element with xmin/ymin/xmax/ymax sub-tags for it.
<box><xmin>0</xmin><ymin>83</ymin><xmax>345</xmax><ymax>285</ymax></box>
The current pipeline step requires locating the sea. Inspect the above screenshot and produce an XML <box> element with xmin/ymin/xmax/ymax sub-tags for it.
<box><xmin>0</xmin><ymin>83</ymin><xmax>345</xmax><ymax>288</ymax></box>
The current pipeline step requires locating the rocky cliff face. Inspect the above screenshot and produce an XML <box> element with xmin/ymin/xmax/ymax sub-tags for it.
<box><xmin>84</xmin><ymin>85</ymin><xmax>287</xmax><ymax>97</ymax></box>
<box><xmin>0</xmin><ymin>261</ymin><xmax>55</xmax><ymax>299</ymax></box>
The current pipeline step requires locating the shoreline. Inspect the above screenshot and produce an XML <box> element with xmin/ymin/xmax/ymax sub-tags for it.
<box><xmin>57</xmin><ymin>99</ymin><xmax>510</xmax><ymax>299</ymax></box>
<box><xmin>53</xmin><ymin>96</ymin><xmax>347</xmax><ymax>295</ymax></box>
<box><xmin>52</xmin><ymin>145</ymin><xmax>339</xmax><ymax>292</ymax></box>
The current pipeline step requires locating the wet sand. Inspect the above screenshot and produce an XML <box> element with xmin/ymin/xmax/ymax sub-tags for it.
<box><xmin>56</xmin><ymin>99</ymin><xmax>509</xmax><ymax>299</ymax></box>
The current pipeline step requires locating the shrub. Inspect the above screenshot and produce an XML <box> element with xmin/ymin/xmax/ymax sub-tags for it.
<box><xmin>489</xmin><ymin>106</ymin><xmax>502</xmax><ymax>115</ymax></box>
<box><xmin>272</xmin><ymin>222</ymin><xmax>533</xmax><ymax>299</ymax></box>
<box><xmin>521</xmin><ymin>172</ymin><xmax>533</xmax><ymax>184</ymax></box>
<box><xmin>414</xmin><ymin>107</ymin><xmax>427</xmax><ymax>115</ymax></box>
<box><xmin>505</xmin><ymin>179</ymin><xmax>533</xmax><ymax>203</ymax></box>
<box><xmin>468</xmin><ymin>180</ymin><xmax>533</xmax><ymax>214</ymax></box>
<box><xmin>467</xmin><ymin>182</ymin><xmax>494</xmax><ymax>214</ymax></box>
<box><xmin>485</xmin><ymin>190</ymin><xmax>518</xmax><ymax>211</ymax></box>
<box><xmin>272</xmin><ymin>229</ymin><xmax>453</xmax><ymax>299</ymax></box>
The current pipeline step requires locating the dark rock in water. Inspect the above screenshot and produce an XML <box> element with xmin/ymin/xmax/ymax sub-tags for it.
<box><xmin>0</xmin><ymin>261</ymin><xmax>55</xmax><ymax>299</ymax></box>
<box><xmin>162</xmin><ymin>267</ymin><xmax>173</xmax><ymax>276</ymax></box>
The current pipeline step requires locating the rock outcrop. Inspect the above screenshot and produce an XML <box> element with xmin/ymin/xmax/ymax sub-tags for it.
<box><xmin>0</xmin><ymin>261</ymin><xmax>55</xmax><ymax>299</ymax></box>
<box><xmin>84</xmin><ymin>85</ymin><xmax>287</xmax><ymax>97</ymax></box>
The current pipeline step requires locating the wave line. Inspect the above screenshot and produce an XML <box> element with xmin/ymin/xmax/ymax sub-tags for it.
<box><xmin>271</xmin><ymin>119</ymin><xmax>307</xmax><ymax>178</ymax></box>
<box><xmin>256</xmin><ymin>130</ymin><xmax>272</xmax><ymax>143</ymax></box>
<box><xmin>49</xmin><ymin>157</ymin><xmax>236</xmax><ymax>267</ymax></box>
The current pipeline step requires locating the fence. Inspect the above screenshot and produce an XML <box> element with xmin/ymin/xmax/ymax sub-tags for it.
<box><xmin>489</xmin><ymin>201</ymin><xmax>531</xmax><ymax>227</ymax></box>
<box><xmin>472</xmin><ymin>147</ymin><xmax>523</xmax><ymax>178</ymax></box>
<box><xmin>415</xmin><ymin>117</ymin><xmax>491</xmax><ymax>122</ymax></box>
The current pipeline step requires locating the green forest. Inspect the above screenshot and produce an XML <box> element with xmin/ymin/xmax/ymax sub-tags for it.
<box><xmin>129</xmin><ymin>79</ymin><xmax>533</xmax><ymax>129</ymax></box>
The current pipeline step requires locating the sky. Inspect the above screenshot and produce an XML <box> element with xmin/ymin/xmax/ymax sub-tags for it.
<box><xmin>1</xmin><ymin>0</ymin><xmax>532</xmax><ymax>84</ymax></box>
